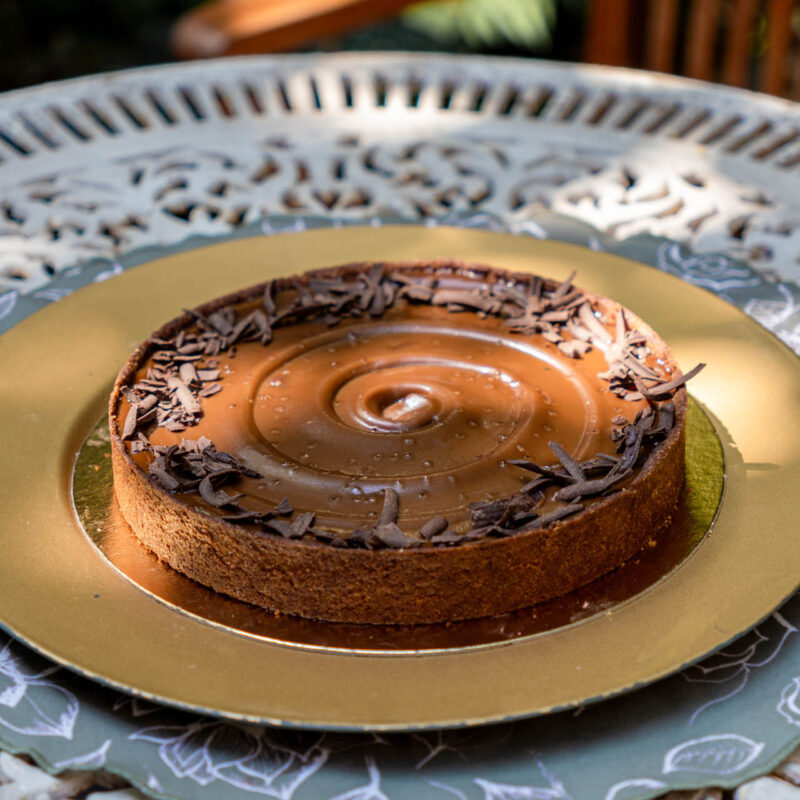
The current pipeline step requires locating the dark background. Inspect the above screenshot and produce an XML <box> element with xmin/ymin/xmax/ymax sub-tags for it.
<box><xmin>0</xmin><ymin>0</ymin><xmax>586</xmax><ymax>93</ymax></box>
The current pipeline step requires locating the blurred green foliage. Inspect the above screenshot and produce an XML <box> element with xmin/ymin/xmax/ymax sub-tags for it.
<box><xmin>403</xmin><ymin>0</ymin><xmax>584</xmax><ymax>51</ymax></box>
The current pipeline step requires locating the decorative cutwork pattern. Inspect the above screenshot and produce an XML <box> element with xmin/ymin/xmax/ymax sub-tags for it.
<box><xmin>2</xmin><ymin>55</ymin><xmax>800</xmax><ymax>296</ymax></box>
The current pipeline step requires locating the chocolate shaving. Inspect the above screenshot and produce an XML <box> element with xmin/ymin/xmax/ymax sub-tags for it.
<box><xmin>377</xmin><ymin>488</ymin><xmax>400</xmax><ymax>526</ymax></box>
<box><xmin>263</xmin><ymin>281</ymin><xmax>276</xmax><ymax>315</ymax></box>
<box><xmin>274</xmin><ymin>497</ymin><xmax>293</xmax><ymax>516</ymax></box>
<box><xmin>430</xmin><ymin>529</ymin><xmax>468</xmax><ymax>545</ymax></box>
<box><xmin>651</xmin><ymin>401</ymin><xmax>675</xmax><ymax>435</ymax></box>
<box><xmin>399</xmin><ymin>283</ymin><xmax>434</xmax><ymax>302</ymax></box>
<box><xmin>179</xmin><ymin>362</ymin><xmax>198</xmax><ymax>384</ymax></box>
<box><xmin>373</xmin><ymin>523</ymin><xmax>421</xmax><ymax>549</ymax></box>
<box><xmin>291</xmin><ymin>512</ymin><xmax>316</xmax><ymax>537</ymax></box>
<box><xmin>621</xmin><ymin>353</ymin><xmax>661</xmax><ymax>381</ymax></box>
<box><xmin>469</xmin><ymin>497</ymin><xmax>510</xmax><ymax>528</ymax></box>
<box><xmin>633</xmin><ymin>363</ymin><xmax>706</xmax><ymax>399</ymax></box>
<box><xmin>555</xmin><ymin>472</ymin><xmax>628</xmax><ymax>503</ymax></box>
<box><xmin>344</xmin><ymin>528</ymin><xmax>374</xmax><ymax>548</ymax></box>
<box><xmin>509</xmin><ymin>383</ymin><xmax>690</xmax><ymax>509</ymax></box>
<box><xmin>431</xmin><ymin>288</ymin><xmax>500</xmax><ymax>314</ymax></box>
<box><xmin>217</xmin><ymin>510</ymin><xmax>261</xmax><ymax>523</ymax></box>
<box><xmin>418</xmin><ymin>516</ymin><xmax>449</xmax><ymax>539</ymax></box>
<box><xmin>167</xmin><ymin>375</ymin><xmax>201</xmax><ymax>415</ymax></box>
<box><xmin>207</xmin><ymin>311</ymin><xmax>234</xmax><ymax>337</ymax></box>
<box><xmin>466</xmin><ymin>492</ymin><xmax>540</xmax><ymax>535</ymax></box>
<box><xmin>266</xmin><ymin>512</ymin><xmax>315</xmax><ymax>539</ymax></box>
<box><xmin>551</xmin><ymin>270</ymin><xmax>576</xmax><ymax>304</ymax></box>
<box><xmin>528</xmin><ymin>503</ymin><xmax>584</xmax><ymax>529</ymax></box>
<box><xmin>578</xmin><ymin>302</ymin><xmax>612</xmax><ymax>343</ymax></box>
<box><xmin>148</xmin><ymin>463</ymin><xmax>179</xmax><ymax>491</ymax></box>
<box><xmin>183</xmin><ymin>307</ymin><xmax>224</xmax><ymax>336</ymax></box>
<box><xmin>197</xmin><ymin>474</ymin><xmax>244</xmax><ymax>508</ymax></box>
<box><xmin>365</xmin><ymin>263</ymin><xmax>386</xmax><ymax>316</ymax></box>
<box><xmin>558</xmin><ymin>339</ymin><xmax>591</xmax><ymax>358</ymax></box>
<box><xmin>548</xmin><ymin>441</ymin><xmax>585</xmax><ymax>482</ymax></box>
<box><xmin>130</xmin><ymin>435</ymin><xmax>149</xmax><ymax>454</ymax></box>
<box><xmin>137</xmin><ymin>405</ymin><xmax>157</xmax><ymax>426</ymax></box>
<box><xmin>196</xmin><ymin>368</ymin><xmax>220</xmax><ymax>382</ymax></box>
<box><xmin>121</xmin><ymin>406</ymin><xmax>138</xmax><ymax>440</ymax></box>
<box><xmin>264</xmin><ymin>519</ymin><xmax>295</xmax><ymax>538</ymax></box>
<box><xmin>507</xmin><ymin>459</ymin><xmax>571</xmax><ymax>484</ymax></box>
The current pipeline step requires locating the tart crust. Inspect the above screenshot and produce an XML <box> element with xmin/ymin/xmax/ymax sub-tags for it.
<box><xmin>109</xmin><ymin>261</ymin><xmax>688</xmax><ymax>625</ymax></box>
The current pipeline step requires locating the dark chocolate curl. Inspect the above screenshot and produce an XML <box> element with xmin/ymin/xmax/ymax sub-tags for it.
<box><xmin>419</xmin><ymin>516</ymin><xmax>449</xmax><ymax>539</ymax></box>
<box><xmin>633</xmin><ymin>363</ymin><xmax>706</xmax><ymax>399</ymax></box>
<box><xmin>198</xmin><ymin>475</ymin><xmax>244</xmax><ymax>508</ymax></box>
<box><xmin>555</xmin><ymin>473</ymin><xmax>628</xmax><ymax>503</ymax></box>
<box><xmin>274</xmin><ymin>497</ymin><xmax>294</xmax><ymax>516</ymax></box>
<box><xmin>548</xmin><ymin>441</ymin><xmax>585</xmax><ymax>482</ymax></box>
<box><xmin>528</xmin><ymin>503</ymin><xmax>585</xmax><ymax>529</ymax></box>
<box><xmin>378</xmin><ymin>488</ymin><xmax>400</xmax><ymax>526</ymax></box>
<box><xmin>373</xmin><ymin>524</ymin><xmax>420</xmax><ymax>549</ymax></box>
<box><xmin>121</xmin><ymin>405</ymin><xmax>138</xmax><ymax>440</ymax></box>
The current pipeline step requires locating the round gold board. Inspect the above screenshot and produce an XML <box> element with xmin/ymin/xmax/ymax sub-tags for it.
<box><xmin>1</xmin><ymin>227</ymin><xmax>798</xmax><ymax>730</ymax></box>
<box><xmin>73</xmin><ymin>404</ymin><xmax>721</xmax><ymax>653</ymax></box>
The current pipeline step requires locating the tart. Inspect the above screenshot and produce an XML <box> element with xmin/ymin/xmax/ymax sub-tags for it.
<box><xmin>109</xmin><ymin>261</ymin><xmax>701</xmax><ymax>625</ymax></box>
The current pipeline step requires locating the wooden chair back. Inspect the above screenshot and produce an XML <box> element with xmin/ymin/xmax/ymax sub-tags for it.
<box><xmin>172</xmin><ymin>0</ymin><xmax>419</xmax><ymax>60</ymax></box>
<box><xmin>584</xmin><ymin>0</ymin><xmax>799</xmax><ymax>98</ymax></box>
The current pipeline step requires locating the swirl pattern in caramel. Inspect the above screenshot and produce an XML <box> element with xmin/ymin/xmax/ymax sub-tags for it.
<box><xmin>145</xmin><ymin>306</ymin><xmax>635</xmax><ymax>535</ymax></box>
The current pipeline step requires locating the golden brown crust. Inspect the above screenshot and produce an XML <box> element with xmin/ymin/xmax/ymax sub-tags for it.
<box><xmin>109</xmin><ymin>261</ymin><xmax>687</xmax><ymax>625</ymax></box>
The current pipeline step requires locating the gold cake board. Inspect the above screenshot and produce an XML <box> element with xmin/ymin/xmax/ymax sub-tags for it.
<box><xmin>72</xmin><ymin>403</ymin><xmax>721</xmax><ymax>654</ymax></box>
<box><xmin>0</xmin><ymin>227</ymin><xmax>798</xmax><ymax>730</ymax></box>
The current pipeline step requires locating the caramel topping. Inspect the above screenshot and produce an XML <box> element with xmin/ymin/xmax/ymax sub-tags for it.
<box><xmin>115</xmin><ymin>263</ymin><xmax>692</xmax><ymax>547</ymax></box>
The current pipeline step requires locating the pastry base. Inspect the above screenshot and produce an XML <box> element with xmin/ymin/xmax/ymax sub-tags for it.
<box><xmin>78</xmin><ymin>399</ymin><xmax>717</xmax><ymax>652</ymax></box>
